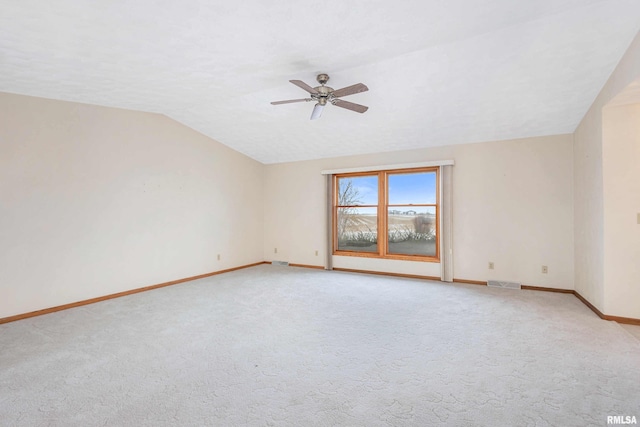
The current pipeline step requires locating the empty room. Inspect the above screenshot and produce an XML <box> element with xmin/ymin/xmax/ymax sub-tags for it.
<box><xmin>1</xmin><ymin>1</ymin><xmax>639</xmax><ymax>426</ymax></box>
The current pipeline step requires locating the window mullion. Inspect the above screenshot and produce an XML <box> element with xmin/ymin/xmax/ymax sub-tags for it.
<box><xmin>379</xmin><ymin>171</ymin><xmax>386</xmax><ymax>257</ymax></box>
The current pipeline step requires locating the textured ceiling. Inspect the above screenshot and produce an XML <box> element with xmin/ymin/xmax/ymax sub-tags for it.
<box><xmin>1</xmin><ymin>1</ymin><xmax>640</xmax><ymax>164</ymax></box>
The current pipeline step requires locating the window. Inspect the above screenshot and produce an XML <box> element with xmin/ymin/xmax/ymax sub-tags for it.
<box><xmin>334</xmin><ymin>167</ymin><xmax>439</xmax><ymax>261</ymax></box>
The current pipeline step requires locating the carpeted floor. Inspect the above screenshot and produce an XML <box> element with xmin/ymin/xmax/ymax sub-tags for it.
<box><xmin>621</xmin><ymin>324</ymin><xmax>640</xmax><ymax>342</ymax></box>
<box><xmin>1</xmin><ymin>265</ymin><xmax>638</xmax><ymax>426</ymax></box>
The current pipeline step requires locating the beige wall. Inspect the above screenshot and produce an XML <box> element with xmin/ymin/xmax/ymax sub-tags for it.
<box><xmin>0</xmin><ymin>92</ymin><xmax>264</xmax><ymax>319</ymax></box>
<box><xmin>573</xmin><ymin>105</ymin><xmax>606</xmax><ymax>310</ymax></box>
<box><xmin>264</xmin><ymin>135</ymin><xmax>574</xmax><ymax>289</ymax></box>
<box><xmin>573</xmin><ymin>30</ymin><xmax>640</xmax><ymax>318</ymax></box>
<box><xmin>602</xmin><ymin>103</ymin><xmax>640</xmax><ymax>318</ymax></box>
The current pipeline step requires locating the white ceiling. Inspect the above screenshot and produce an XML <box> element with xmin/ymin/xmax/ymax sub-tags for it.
<box><xmin>1</xmin><ymin>1</ymin><xmax>639</xmax><ymax>164</ymax></box>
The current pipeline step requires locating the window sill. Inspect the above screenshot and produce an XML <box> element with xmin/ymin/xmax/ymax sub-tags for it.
<box><xmin>333</xmin><ymin>251</ymin><xmax>440</xmax><ymax>263</ymax></box>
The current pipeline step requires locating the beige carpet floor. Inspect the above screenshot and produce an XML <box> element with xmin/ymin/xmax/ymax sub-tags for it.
<box><xmin>1</xmin><ymin>265</ymin><xmax>639</xmax><ymax>426</ymax></box>
<box><xmin>621</xmin><ymin>324</ymin><xmax>640</xmax><ymax>342</ymax></box>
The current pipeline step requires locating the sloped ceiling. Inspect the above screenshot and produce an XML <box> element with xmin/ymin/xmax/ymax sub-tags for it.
<box><xmin>1</xmin><ymin>0</ymin><xmax>639</xmax><ymax>163</ymax></box>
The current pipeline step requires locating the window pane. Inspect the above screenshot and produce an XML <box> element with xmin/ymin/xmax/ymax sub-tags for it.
<box><xmin>388</xmin><ymin>171</ymin><xmax>436</xmax><ymax>205</ymax></box>
<box><xmin>337</xmin><ymin>175</ymin><xmax>378</xmax><ymax>206</ymax></box>
<box><xmin>387</xmin><ymin>207</ymin><xmax>436</xmax><ymax>256</ymax></box>
<box><xmin>336</xmin><ymin>207</ymin><xmax>378</xmax><ymax>252</ymax></box>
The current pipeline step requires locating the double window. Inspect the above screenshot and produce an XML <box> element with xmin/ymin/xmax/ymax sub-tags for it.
<box><xmin>333</xmin><ymin>167</ymin><xmax>439</xmax><ymax>261</ymax></box>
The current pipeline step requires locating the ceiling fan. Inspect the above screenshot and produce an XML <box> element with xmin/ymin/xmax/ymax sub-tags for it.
<box><xmin>271</xmin><ymin>73</ymin><xmax>369</xmax><ymax>120</ymax></box>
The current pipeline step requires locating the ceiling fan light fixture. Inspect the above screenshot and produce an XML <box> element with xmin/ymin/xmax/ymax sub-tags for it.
<box><xmin>310</xmin><ymin>103</ymin><xmax>324</xmax><ymax>120</ymax></box>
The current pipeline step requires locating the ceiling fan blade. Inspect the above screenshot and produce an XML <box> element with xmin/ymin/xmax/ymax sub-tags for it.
<box><xmin>310</xmin><ymin>103</ymin><xmax>325</xmax><ymax>120</ymax></box>
<box><xmin>333</xmin><ymin>99</ymin><xmax>368</xmax><ymax>114</ymax></box>
<box><xmin>332</xmin><ymin>83</ymin><xmax>368</xmax><ymax>98</ymax></box>
<box><xmin>289</xmin><ymin>80</ymin><xmax>319</xmax><ymax>94</ymax></box>
<box><xmin>271</xmin><ymin>98</ymin><xmax>312</xmax><ymax>105</ymax></box>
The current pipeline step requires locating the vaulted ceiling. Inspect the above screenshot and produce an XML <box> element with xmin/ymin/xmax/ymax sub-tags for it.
<box><xmin>1</xmin><ymin>0</ymin><xmax>639</xmax><ymax>163</ymax></box>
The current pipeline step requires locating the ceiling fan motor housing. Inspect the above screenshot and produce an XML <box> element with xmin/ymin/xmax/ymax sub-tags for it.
<box><xmin>312</xmin><ymin>85</ymin><xmax>334</xmax><ymax>105</ymax></box>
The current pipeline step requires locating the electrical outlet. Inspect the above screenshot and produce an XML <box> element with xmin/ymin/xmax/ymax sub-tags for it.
<box><xmin>274</xmin><ymin>247</ymin><xmax>278</xmax><ymax>254</ymax></box>
<box><xmin>217</xmin><ymin>254</ymin><xmax>221</xmax><ymax>261</ymax></box>
<box><xmin>542</xmin><ymin>265</ymin><xmax>548</xmax><ymax>274</ymax></box>
<box><xmin>315</xmin><ymin>250</ymin><xmax>319</xmax><ymax>256</ymax></box>
<box><xmin>488</xmin><ymin>262</ymin><xmax>494</xmax><ymax>270</ymax></box>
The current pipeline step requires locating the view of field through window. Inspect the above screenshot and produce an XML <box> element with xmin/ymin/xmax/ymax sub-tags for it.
<box><xmin>336</xmin><ymin>175</ymin><xmax>378</xmax><ymax>252</ymax></box>
<box><xmin>335</xmin><ymin>169</ymin><xmax>438</xmax><ymax>258</ymax></box>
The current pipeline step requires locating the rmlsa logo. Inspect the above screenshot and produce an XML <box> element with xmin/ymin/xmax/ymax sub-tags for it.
<box><xmin>608</xmin><ymin>415</ymin><xmax>638</xmax><ymax>425</ymax></box>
